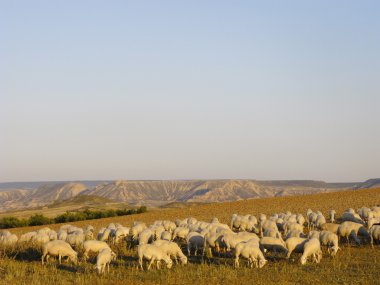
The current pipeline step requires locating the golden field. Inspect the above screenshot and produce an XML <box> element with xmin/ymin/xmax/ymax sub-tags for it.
<box><xmin>1</xmin><ymin>188</ymin><xmax>380</xmax><ymax>285</ymax></box>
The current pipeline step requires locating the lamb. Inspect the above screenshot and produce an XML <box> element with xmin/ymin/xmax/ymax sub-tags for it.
<box><xmin>41</xmin><ymin>240</ymin><xmax>78</xmax><ymax>265</ymax></box>
<box><xmin>369</xmin><ymin>225</ymin><xmax>380</xmax><ymax>248</ymax></box>
<box><xmin>285</xmin><ymin>237</ymin><xmax>308</xmax><ymax>258</ymax></box>
<box><xmin>83</xmin><ymin>240</ymin><xmax>111</xmax><ymax>260</ymax></box>
<box><xmin>337</xmin><ymin>221</ymin><xmax>368</xmax><ymax>245</ymax></box>
<box><xmin>234</xmin><ymin>240</ymin><xmax>267</xmax><ymax>268</ymax></box>
<box><xmin>95</xmin><ymin>248</ymin><xmax>117</xmax><ymax>274</ymax></box>
<box><xmin>300</xmin><ymin>238</ymin><xmax>322</xmax><ymax>265</ymax></box>
<box><xmin>329</xmin><ymin>210</ymin><xmax>337</xmax><ymax>223</ymax></box>
<box><xmin>319</xmin><ymin>230</ymin><xmax>340</xmax><ymax>256</ymax></box>
<box><xmin>259</xmin><ymin>237</ymin><xmax>288</xmax><ymax>256</ymax></box>
<box><xmin>153</xmin><ymin>240</ymin><xmax>187</xmax><ymax>265</ymax></box>
<box><xmin>320</xmin><ymin>223</ymin><xmax>339</xmax><ymax>234</ymax></box>
<box><xmin>138</xmin><ymin>244</ymin><xmax>173</xmax><ymax>270</ymax></box>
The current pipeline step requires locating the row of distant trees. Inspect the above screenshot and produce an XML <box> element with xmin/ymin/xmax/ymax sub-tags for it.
<box><xmin>0</xmin><ymin>206</ymin><xmax>147</xmax><ymax>229</ymax></box>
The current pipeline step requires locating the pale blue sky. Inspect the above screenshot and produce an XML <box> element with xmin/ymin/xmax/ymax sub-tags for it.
<box><xmin>1</xmin><ymin>1</ymin><xmax>379</xmax><ymax>182</ymax></box>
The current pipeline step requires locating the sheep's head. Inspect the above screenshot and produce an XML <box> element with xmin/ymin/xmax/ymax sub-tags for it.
<box><xmin>180</xmin><ymin>256</ymin><xmax>188</xmax><ymax>265</ymax></box>
<box><xmin>300</xmin><ymin>256</ymin><xmax>307</xmax><ymax>265</ymax></box>
<box><xmin>258</xmin><ymin>259</ymin><xmax>267</xmax><ymax>269</ymax></box>
<box><xmin>70</xmin><ymin>253</ymin><xmax>78</xmax><ymax>265</ymax></box>
<box><xmin>111</xmin><ymin>251</ymin><xmax>117</xmax><ymax>261</ymax></box>
<box><xmin>166</xmin><ymin>259</ymin><xmax>173</xmax><ymax>269</ymax></box>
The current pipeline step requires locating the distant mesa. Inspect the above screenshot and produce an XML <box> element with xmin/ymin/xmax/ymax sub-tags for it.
<box><xmin>0</xmin><ymin>178</ymin><xmax>378</xmax><ymax>212</ymax></box>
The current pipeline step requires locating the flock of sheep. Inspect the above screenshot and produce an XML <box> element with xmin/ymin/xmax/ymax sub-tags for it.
<box><xmin>1</xmin><ymin>205</ymin><xmax>380</xmax><ymax>274</ymax></box>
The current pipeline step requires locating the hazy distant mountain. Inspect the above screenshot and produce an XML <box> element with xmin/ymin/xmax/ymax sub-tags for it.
<box><xmin>0</xmin><ymin>179</ymin><xmax>377</xmax><ymax>212</ymax></box>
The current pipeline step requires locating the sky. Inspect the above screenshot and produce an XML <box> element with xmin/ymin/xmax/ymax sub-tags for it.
<box><xmin>1</xmin><ymin>1</ymin><xmax>379</xmax><ymax>182</ymax></box>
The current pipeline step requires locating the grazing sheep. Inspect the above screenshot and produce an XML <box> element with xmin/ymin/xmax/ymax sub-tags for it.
<box><xmin>284</xmin><ymin>222</ymin><xmax>303</xmax><ymax>235</ymax></box>
<box><xmin>19</xmin><ymin>231</ymin><xmax>37</xmax><ymax>243</ymax></box>
<box><xmin>153</xmin><ymin>240</ymin><xmax>187</xmax><ymax>265</ymax></box>
<box><xmin>172</xmin><ymin>227</ymin><xmax>190</xmax><ymax>241</ymax></box>
<box><xmin>369</xmin><ymin>225</ymin><xmax>380</xmax><ymax>248</ymax></box>
<box><xmin>231</xmin><ymin>214</ymin><xmax>258</xmax><ymax>232</ymax></box>
<box><xmin>221</xmin><ymin>232</ymin><xmax>259</xmax><ymax>252</ymax></box>
<box><xmin>319</xmin><ymin>231</ymin><xmax>340</xmax><ymax>256</ymax></box>
<box><xmin>138</xmin><ymin>229</ymin><xmax>154</xmax><ymax>245</ymax></box>
<box><xmin>300</xmin><ymin>238</ymin><xmax>322</xmax><ymax>265</ymax></box>
<box><xmin>329</xmin><ymin>210</ymin><xmax>336</xmax><ymax>223</ymax></box>
<box><xmin>259</xmin><ymin>237</ymin><xmax>288</xmax><ymax>256</ymax></box>
<box><xmin>66</xmin><ymin>232</ymin><xmax>84</xmax><ymax>248</ymax></box>
<box><xmin>314</xmin><ymin>215</ymin><xmax>327</xmax><ymax>230</ymax></box>
<box><xmin>308</xmin><ymin>231</ymin><xmax>321</xmax><ymax>240</ymax></box>
<box><xmin>260</xmin><ymin>220</ymin><xmax>278</xmax><ymax>237</ymax></box>
<box><xmin>33</xmin><ymin>233</ymin><xmax>50</xmax><ymax>245</ymax></box>
<box><xmin>341</xmin><ymin>212</ymin><xmax>365</xmax><ymax>225</ymax></box>
<box><xmin>95</xmin><ymin>248</ymin><xmax>116</xmax><ymax>274</ymax></box>
<box><xmin>263</xmin><ymin>228</ymin><xmax>283</xmax><ymax>240</ymax></box>
<box><xmin>203</xmin><ymin>232</ymin><xmax>224</xmax><ymax>256</ymax></box>
<box><xmin>58</xmin><ymin>230</ymin><xmax>68</xmax><ymax>241</ymax></box>
<box><xmin>83</xmin><ymin>240</ymin><xmax>111</xmax><ymax>260</ymax></box>
<box><xmin>285</xmin><ymin>237</ymin><xmax>308</xmax><ymax>258</ymax></box>
<box><xmin>98</xmin><ymin>228</ymin><xmax>111</xmax><ymax>242</ymax></box>
<box><xmin>320</xmin><ymin>223</ymin><xmax>340</xmax><ymax>234</ymax></box>
<box><xmin>41</xmin><ymin>240</ymin><xmax>78</xmax><ymax>265</ymax></box>
<box><xmin>131</xmin><ymin>223</ymin><xmax>148</xmax><ymax>240</ymax></box>
<box><xmin>160</xmin><ymin>231</ymin><xmax>172</xmax><ymax>241</ymax></box>
<box><xmin>186</xmin><ymin>232</ymin><xmax>204</xmax><ymax>256</ymax></box>
<box><xmin>0</xmin><ymin>234</ymin><xmax>18</xmax><ymax>246</ymax></box>
<box><xmin>337</xmin><ymin>221</ymin><xmax>368</xmax><ymax>245</ymax></box>
<box><xmin>138</xmin><ymin>244</ymin><xmax>173</xmax><ymax>270</ymax></box>
<box><xmin>367</xmin><ymin>217</ymin><xmax>380</xmax><ymax>230</ymax></box>
<box><xmin>234</xmin><ymin>240</ymin><xmax>267</xmax><ymax>268</ymax></box>
<box><xmin>114</xmin><ymin>227</ymin><xmax>130</xmax><ymax>243</ymax></box>
<box><xmin>285</xmin><ymin>229</ymin><xmax>304</xmax><ymax>240</ymax></box>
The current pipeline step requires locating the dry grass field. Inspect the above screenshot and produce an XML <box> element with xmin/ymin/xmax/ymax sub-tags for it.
<box><xmin>1</xmin><ymin>188</ymin><xmax>380</xmax><ymax>285</ymax></box>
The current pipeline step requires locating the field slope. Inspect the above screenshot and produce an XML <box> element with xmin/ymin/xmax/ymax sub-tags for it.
<box><xmin>1</xmin><ymin>188</ymin><xmax>380</xmax><ymax>285</ymax></box>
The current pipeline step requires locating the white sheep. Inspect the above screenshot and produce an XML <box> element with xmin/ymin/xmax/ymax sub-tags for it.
<box><xmin>308</xmin><ymin>231</ymin><xmax>321</xmax><ymax>240</ymax></box>
<box><xmin>320</xmin><ymin>223</ymin><xmax>339</xmax><ymax>234</ymax></box>
<box><xmin>368</xmin><ymin>217</ymin><xmax>380</xmax><ymax>230</ymax></box>
<box><xmin>234</xmin><ymin>240</ymin><xmax>267</xmax><ymax>268</ymax></box>
<box><xmin>259</xmin><ymin>237</ymin><xmax>288</xmax><ymax>256</ymax></box>
<box><xmin>172</xmin><ymin>227</ymin><xmax>190</xmax><ymax>241</ymax></box>
<box><xmin>285</xmin><ymin>237</ymin><xmax>308</xmax><ymax>258</ymax></box>
<box><xmin>319</xmin><ymin>230</ymin><xmax>340</xmax><ymax>256</ymax></box>
<box><xmin>329</xmin><ymin>210</ymin><xmax>336</xmax><ymax>223</ymax></box>
<box><xmin>186</xmin><ymin>232</ymin><xmax>204</xmax><ymax>256</ymax></box>
<box><xmin>300</xmin><ymin>238</ymin><xmax>322</xmax><ymax>265</ymax></box>
<box><xmin>114</xmin><ymin>227</ymin><xmax>130</xmax><ymax>243</ymax></box>
<box><xmin>369</xmin><ymin>225</ymin><xmax>380</xmax><ymax>248</ymax></box>
<box><xmin>337</xmin><ymin>221</ymin><xmax>368</xmax><ymax>245</ymax></box>
<box><xmin>314</xmin><ymin>215</ymin><xmax>326</xmax><ymax>230</ymax></box>
<box><xmin>95</xmin><ymin>248</ymin><xmax>116</xmax><ymax>274</ymax></box>
<box><xmin>341</xmin><ymin>212</ymin><xmax>365</xmax><ymax>225</ymax></box>
<box><xmin>0</xmin><ymin>233</ymin><xmax>18</xmax><ymax>246</ymax></box>
<box><xmin>160</xmin><ymin>231</ymin><xmax>172</xmax><ymax>241</ymax></box>
<box><xmin>83</xmin><ymin>240</ymin><xmax>111</xmax><ymax>260</ymax></box>
<box><xmin>19</xmin><ymin>231</ymin><xmax>37</xmax><ymax>243</ymax></box>
<box><xmin>221</xmin><ymin>232</ymin><xmax>259</xmax><ymax>252</ymax></box>
<box><xmin>138</xmin><ymin>244</ymin><xmax>173</xmax><ymax>270</ymax></box>
<box><xmin>41</xmin><ymin>240</ymin><xmax>78</xmax><ymax>265</ymax></box>
<box><xmin>66</xmin><ymin>232</ymin><xmax>84</xmax><ymax>248</ymax></box>
<box><xmin>153</xmin><ymin>240</ymin><xmax>187</xmax><ymax>265</ymax></box>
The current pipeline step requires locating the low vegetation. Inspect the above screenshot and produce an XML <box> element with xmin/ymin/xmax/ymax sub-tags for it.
<box><xmin>0</xmin><ymin>206</ymin><xmax>147</xmax><ymax>229</ymax></box>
